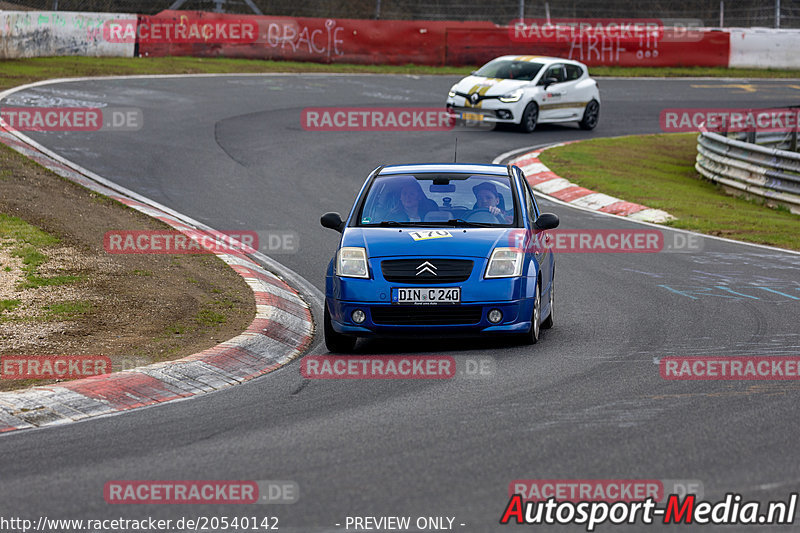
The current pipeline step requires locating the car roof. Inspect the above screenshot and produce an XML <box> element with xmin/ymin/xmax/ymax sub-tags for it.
<box><xmin>495</xmin><ymin>55</ymin><xmax>585</xmax><ymax>67</ymax></box>
<box><xmin>378</xmin><ymin>163</ymin><xmax>510</xmax><ymax>176</ymax></box>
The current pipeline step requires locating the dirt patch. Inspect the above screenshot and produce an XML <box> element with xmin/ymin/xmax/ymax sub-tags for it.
<box><xmin>0</xmin><ymin>143</ymin><xmax>255</xmax><ymax>391</ymax></box>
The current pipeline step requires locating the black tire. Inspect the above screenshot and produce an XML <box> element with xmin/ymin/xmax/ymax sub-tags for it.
<box><xmin>518</xmin><ymin>102</ymin><xmax>539</xmax><ymax>133</ymax></box>
<box><xmin>578</xmin><ymin>99</ymin><xmax>600</xmax><ymax>130</ymax></box>
<box><xmin>324</xmin><ymin>300</ymin><xmax>357</xmax><ymax>353</ymax></box>
<box><xmin>541</xmin><ymin>275</ymin><xmax>554</xmax><ymax>329</ymax></box>
<box><xmin>520</xmin><ymin>282</ymin><xmax>541</xmax><ymax>345</ymax></box>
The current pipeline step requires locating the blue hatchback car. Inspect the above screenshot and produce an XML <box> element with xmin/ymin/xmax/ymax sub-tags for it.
<box><xmin>320</xmin><ymin>163</ymin><xmax>559</xmax><ymax>352</ymax></box>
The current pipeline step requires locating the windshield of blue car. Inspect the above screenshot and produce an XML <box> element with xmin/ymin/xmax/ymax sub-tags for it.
<box><xmin>358</xmin><ymin>174</ymin><xmax>517</xmax><ymax>227</ymax></box>
<box><xmin>474</xmin><ymin>60</ymin><xmax>544</xmax><ymax>81</ymax></box>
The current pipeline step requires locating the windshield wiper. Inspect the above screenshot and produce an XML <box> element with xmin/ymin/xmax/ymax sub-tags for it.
<box><xmin>444</xmin><ymin>219</ymin><xmax>494</xmax><ymax>227</ymax></box>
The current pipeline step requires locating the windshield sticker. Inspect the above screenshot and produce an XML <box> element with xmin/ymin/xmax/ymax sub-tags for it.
<box><xmin>409</xmin><ymin>230</ymin><xmax>453</xmax><ymax>241</ymax></box>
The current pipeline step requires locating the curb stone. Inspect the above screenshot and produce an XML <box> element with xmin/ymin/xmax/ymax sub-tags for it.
<box><xmin>0</xmin><ymin>125</ymin><xmax>314</xmax><ymax>433</ymax></box>
<box><xmin>509</xmin><ymin>142</ymin><xmax>676</xmax><ymax>224</ymax></box>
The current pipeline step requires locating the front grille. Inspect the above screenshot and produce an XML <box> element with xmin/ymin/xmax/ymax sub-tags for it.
<box><xmin>381</xmin><ymin>259</ymin><xmax>473</xmax><ymax>284</ymax></box>
<box><xmin>371</xmin><ymin>306</ymin><xmax>482</xmax><ymax>325</ymax></box>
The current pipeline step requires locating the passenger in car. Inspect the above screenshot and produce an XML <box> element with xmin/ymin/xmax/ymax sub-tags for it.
<box><xmin>389</xmin><ymin>181</ymin><xmax>438</xmax><ymax>222</ymax></box>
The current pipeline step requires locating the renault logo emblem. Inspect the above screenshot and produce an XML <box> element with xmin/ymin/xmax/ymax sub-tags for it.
<box><xmin>416</xmin><ymin>261</ymin><xmax>437</xmax><ymax>276</ymax></box>
<box><xmin>469</xmin><ymin>93</ymin><xmax>480</xmax><ymax>104</ymax></box>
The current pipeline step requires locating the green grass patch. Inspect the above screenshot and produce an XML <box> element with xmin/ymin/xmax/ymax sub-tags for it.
<box><xmin>0</xmin><ymin>57</ymin><xmax>798</xmax><ymax>93</ymax></box>
<box><xmin>195</xmin><ymin>308</ymin><xmax>226</xmax><ymax>327</ymax></box>
<box><xmin>0</xmin><ymin>214</ymin><xmax>58</xmax><ymax>247</ymax></box>
<box><xmin>44</xmin><ymin>300</ymin><xmax>93</xmax><ymax>318</ymax></box>
<box><xmin>538</xmin><ymin>133</ymin><xmax>800</xmax><ymax>250</ymax></box>
<box><xmin>0</xmin><ymin>299</ymin><xmax>20</xmax><ymax>313</ymax></box>
<box><xmin>0</xmin><ymin>214</ymin><xmax>81</xmax><ymax>288</ymax></box>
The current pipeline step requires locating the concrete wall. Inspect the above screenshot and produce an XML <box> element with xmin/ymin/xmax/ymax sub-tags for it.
<box><xmin>0</xmin><ymin>11</ymin><xmax>135</xmax><ymax>58</ymax></box>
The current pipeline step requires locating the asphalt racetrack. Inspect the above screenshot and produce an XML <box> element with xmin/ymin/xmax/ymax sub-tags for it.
<box><xmin>1</xmin><ymin>75</ymin><xmax>800</xmax><ymax>531</ymax></box>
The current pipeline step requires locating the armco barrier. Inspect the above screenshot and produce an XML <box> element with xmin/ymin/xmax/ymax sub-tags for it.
<box><xmin>695</xmin><ymin>131</ymin><xmax>800</xmax><ymax>214</ymax></box>
<box><xmin>0</xmin><ymin>11</ymin><xmax>135</xmax><ymax>59</ymax></box>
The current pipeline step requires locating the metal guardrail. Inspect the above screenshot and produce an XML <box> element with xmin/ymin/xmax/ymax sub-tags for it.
<box><xmin>695</xmin><ymin>130</ymin><xmax>800</xmax><ymax>215</ymax></box>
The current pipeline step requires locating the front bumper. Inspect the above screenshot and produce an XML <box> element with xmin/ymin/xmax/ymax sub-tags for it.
<box><xmin>446</xmin><ymin>102</ymin><xmax>520</xmax><ymax>124</ymax></box>
<box><xmin>327</xmin><ymin>298</ymin><xmax>535</xmax><ymax>337</ymax></box>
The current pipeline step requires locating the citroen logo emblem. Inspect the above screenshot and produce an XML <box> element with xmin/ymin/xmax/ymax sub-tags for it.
<box><xmin>470</xmin><ymin>93</ymin><xmax>480</xmax><ymax>104</ymax></box>
<box><xmin>416</xmin><ymin>261</ymin><xmax>437</xmax><ymax>276</ymax></box>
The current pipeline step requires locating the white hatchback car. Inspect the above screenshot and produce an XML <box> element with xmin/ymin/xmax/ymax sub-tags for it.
<box><xmin>446</xmin><ymin>55</ymin><xmax>600</xmax><ymax>132</ymax></box>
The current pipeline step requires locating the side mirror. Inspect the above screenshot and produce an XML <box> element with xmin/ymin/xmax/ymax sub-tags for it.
<box><xmin>321</xmin><ymin>212</ymin><xmax>345</xmax><ymax>233</ymax></box>
<box><xmin>534</xmin><ymin>213</ymin><xmax>559</xmax><ymax>231</ymax></box>
<box><xmin>539</xmin><ymin>77</ymin><xmax>559</xmax><ymax>88</ymax></box>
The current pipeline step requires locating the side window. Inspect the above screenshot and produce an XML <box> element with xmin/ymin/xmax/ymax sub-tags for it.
<box><xmin>539</xmin><ymin>64</ymin><xmax>564</xmax><ymax>85</ymax></box>
<box><xmin>522</xmin><ymin>179</ymin><xmax>537</xmax><ymax>223</ymax></box>
<box><xmin>565</xmin><ymin>64</ymin><xmax>583</xmax><ymax>81</ymax></box>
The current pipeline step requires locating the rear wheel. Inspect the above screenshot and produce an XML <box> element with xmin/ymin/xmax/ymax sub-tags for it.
<box><xmin>541</xmin><ymin>276</ymin><xmax>554</xmax><ymax>329</ymax></box>
<box><xmin>518</xmin><ymin>102</ymin><xmax>539</xmax><ymax>133</ymax></box>
<box><xmin>520</xmin><ymin>282</ymin><xmax>541</xmax><ymax>345</ymax></box>
<box><xmin>324</xmin><ymin>300</ymin><xmax>357</xmax><ymax>353</ymax></box>
<box><xmin>578</xmin><ymin>100</ymin><xmax>600</xmax><ymax>130</ymax></box>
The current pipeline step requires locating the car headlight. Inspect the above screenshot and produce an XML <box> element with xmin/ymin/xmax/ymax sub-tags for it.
<box><xmin>485</xmin><ymin>247</ymin><xmax>523</xmax><ymax>278</ymax></box>
<box><xmin>499</xmin><ymin>89</ymin><xmax>524</xmax><ymax>103</ymax></box>
<box><xmin>337</xmin><ymin>247</ymin><xmax>369</xmax><ymax>278</ymax></box>
<box><xmin>448</xmin><ymin>86</ymin><xmax>457</xmax><ymax>98</ymax></box>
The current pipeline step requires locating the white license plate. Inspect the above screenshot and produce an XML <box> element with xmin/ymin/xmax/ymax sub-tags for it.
<box><xmin>392</xmin><ymin>287</ymin><xmax>461</xmax><ymax>304</ymax></box>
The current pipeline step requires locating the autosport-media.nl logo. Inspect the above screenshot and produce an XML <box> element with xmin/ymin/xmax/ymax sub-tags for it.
<box><xmin>1</xmin><ymin>355</ymin><xmax>111</xmax><ymax>379</ymax></box>
<box><xmin>300</xmin><ymin>355</ymin><xmax>495</xmax><ymax>379</ymax></box>
<box><xmin>508</xmin><ymin>229</ymin><xmax>704</xmax><ymax>253</ymax></box>
<box><xmin>0</xmin><ymin>107</ymin><xmax>142</xmax><ymax>132</ymax></box>
<box><xmin>661</xmin><ymin>107</ymin><xmax>800</xmax><ymax>133</ymax></box>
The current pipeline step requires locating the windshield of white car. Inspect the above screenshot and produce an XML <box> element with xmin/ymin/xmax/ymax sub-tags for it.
<box><xmin>358</xmin><ymin>174</ymin><xmax>517</xmax><ymax>227</ymax></box>
<box><xmin>474</xmin><ymin>60</ymin><xmax>544</xmax><ymax>81</ymax></box>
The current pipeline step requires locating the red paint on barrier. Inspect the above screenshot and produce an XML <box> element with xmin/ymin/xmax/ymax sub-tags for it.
<box><xmin>136</xmin><ymin>11</ymin><xmax>730</xmax><ymax>68</ymax></box>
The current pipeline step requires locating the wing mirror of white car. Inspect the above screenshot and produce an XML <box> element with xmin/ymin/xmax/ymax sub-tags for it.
<box><xmin>321</xmin><ymin>212</ymin><xmax>346</xmax><ymax>233</ymax></box>
<box><xmin>539</xmin><ymin>77</ymin><xmax>559</xmax><ymax>88</ymax></box>
<box><xmin>534</xmin><ymin>213</ymin><xmax>560</xmax><ymax>231</ymax></box>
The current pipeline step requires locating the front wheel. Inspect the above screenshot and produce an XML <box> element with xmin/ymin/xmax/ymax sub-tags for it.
<box><xmin>324</xmin><ymin>301</ymin><xmax>357</xmax><ymax>353</ymax></box>
<box><xmin>520</xmin><ymin>282</ymin><xmax>541</xmax><ymax>345</ymax></box>
<box><xmin>578</xmin><ymin>100</ymin><xmax>600</xmax><ymax>130</ymax></box>
<box><xmin>518</xmin><ymin>102</ymin><xmax>539</xmax><ymax>133</ymax></box>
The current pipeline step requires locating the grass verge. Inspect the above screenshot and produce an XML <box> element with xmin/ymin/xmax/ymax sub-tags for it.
<box><xmin>0</xmin><ymin>57</ymin><xmax>798</xmax><ymax>93</ymax></box>
<box><xmin>0</xmin><ymin>141</ymin><xmax>255</xmax><ymax>392</ymax></box>
<box><xmin>538</xmin><ymin>133</ymin><xmax>800</xmax><ymax>250</ymax></box>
